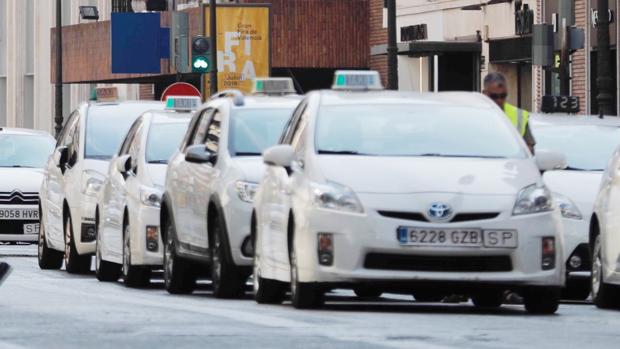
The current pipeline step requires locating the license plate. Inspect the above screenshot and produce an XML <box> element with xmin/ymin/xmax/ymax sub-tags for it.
<box><xmin>24</xmin><ymin>223</ymin><xmax>39</xmax><ymax>235</ymax></box>
<box><xmin>398</xmin><ymin>227</ymin><xmax>517</xmax><ymax>248</ymax></box>
<box><xmin>0</xmin><ymin>208</ymin><xmax>39</xmax><ymax>220</ymax></box>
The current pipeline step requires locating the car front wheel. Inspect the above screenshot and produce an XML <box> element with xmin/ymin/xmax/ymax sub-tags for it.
<box><xmin>591</xmin><ymin>235</ymin><xmax>620</xmax><ymax>309</ymax></box>
<box><xmin>163</xmin><ymin>219</ymin><xmax>196</xmax><ymax>294</ymax></box>
<box><xmin>523</xmin><ymin>287</ymin><xmax>560</xmax><ymax>314</ymax></box>
<box><xmin>64</xmin><ymin>214</ymin><xmax>91</xmax><ymax>274</ymax></box>
<box><xmin>122</xmin><ymin>222</ymin><xmax>150</xmax><ymax>288</ymax></box>
<box><xmin>289</xmin><ymin>247</ymin><xmax>324</xmax><ymax>309</ymax></box>
<box><xmin>95</xmin><ymin>228</ymin><xmax>120</xmax><ymax>282</ymax></box>
<box><xmin>210</xmin><ymin>214</ymin><xmax>247</xmax><ymax>299</ymax></box>
<box><xmin>38</xmin><ymin>213</ymin><xmax>63</xmax><ymax>270</ymax></box>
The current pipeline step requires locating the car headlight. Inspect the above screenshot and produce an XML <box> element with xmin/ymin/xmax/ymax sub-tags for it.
<box><xmin>140</xmin><ymin>186</ymin><xmax>162</xmax><ymax>207</ymax></box>
<box><xmin>82</xmin><ymin>171</ymin><xmax>105</xmax><ymax>197</ymax></box>
<box><xmin>513</xmin><ymin>184</ymin><xmax>554</xmax><ymax>215</ymax></box>
<box><xmin>553</xmin><ymin>193</ymin><xmax>583</xmax><ymax>220</ymax></box>
<box><xmin>311</xmin><ymin>181</ymin><xmax>364</xmax><ymax>213</ymax></box>
<box><xmin>235</xmin><ymin>181</ymin><xmax>259</xmax><ymax>203</ymax></box>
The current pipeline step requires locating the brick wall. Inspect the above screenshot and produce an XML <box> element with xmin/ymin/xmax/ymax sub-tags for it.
<box><xmin>139</xmin><ymin>84</ymin><xmax>155</xmax><ymax>100</ymax></box>
<box><xmin>369</xmin><ymin>0</ymin><xmax>387</xmax><ymax>86</ymax></box>
<box><xmin>573</xmin><ymin>0</ymin><xmax>587</xmax><ymax>114</ymax></box>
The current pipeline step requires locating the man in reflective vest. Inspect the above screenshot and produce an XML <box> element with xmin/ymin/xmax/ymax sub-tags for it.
<box><xmin>483</xmin><ymin>72</ymin><xmax>536</xmax><ymax>154</ymax></box>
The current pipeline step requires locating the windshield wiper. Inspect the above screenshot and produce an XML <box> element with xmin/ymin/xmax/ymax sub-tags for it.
<box><xmin>147</xmin><ymin>160</ymin><xmax>168</xmax><ymax>164</ymax></box>
<box><xmin>0</xmin><ymin>165</ymin><xmax>36</xmax><ymax>168</ymax></box>
<box><xmin>565</xmin><ymin>166</ymin><xmax>601</xmax><ymax>171</ymax></box>
<box><xmin>235</xmin><ymin>152</ymin><xmax>262</xmax><ymax>156</ymax></box>
<box><xmin>318</xmin><ymin>150</ymin><xmax>364</xmax><ymax>155</ymax></box>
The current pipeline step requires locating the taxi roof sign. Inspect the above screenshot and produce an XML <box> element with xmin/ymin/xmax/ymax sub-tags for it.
<box><xmin>252</xmin><ymin>78</ymin><xmax>296</xmax><ymax>95</ymax></box>
<box><xmin>332</xmin><ymin>70</ymin><xmax>383</xmax><ymax>91</ymax></box>
<box><xmin>95</xmin><ymin>87</ymin><xmax>119</xmax><ymax>102</ymax></box>
<box><xmin>165</xmin><ymin>96</ymin><xmax>201</xmax><ymax>111</ymax></box>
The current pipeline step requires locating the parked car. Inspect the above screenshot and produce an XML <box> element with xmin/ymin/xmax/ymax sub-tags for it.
<box><xmin>0</xmin><ymin>128</ymin><xmax>55</xmax><ymax>243</ymax></box>
<box><xmin>252</xmin><ymin>71</ymin><xmax>567</xmax><ymax>314</ymax></box>
<box><xmin>38</xmin><ymin>90</ymin><xmax>165</xmax><ymax>273</ymax></box>
<box><xmin>531</xmin><ymin>114</ymin><xmax>620</xmax><ymax>300</ymax></box>
<box><xmin>95</xmin><ymin>97</ymin><xmax>195</xmax><ymax>286</ymax></box>
<box><xmin>161</xmin><ymin>79</ymin><xmax>301</xmax><ymax>297</ymax></box>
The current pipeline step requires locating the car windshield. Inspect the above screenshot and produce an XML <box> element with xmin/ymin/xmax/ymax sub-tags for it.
<box><xmin>315</xmin><ymin>104</ymin><xmax>527</xmax><ymax>158</ymax></box>
<box><xmin>85</xmin><ymin>104</ymin><xmax>161</xmax><ymax>160</ymax></box>
<box><xmin>229</xmin><ymin>108</ymin><xmax>293</xmax><ymax>156</ymax></box>
<box><xmin>532</xmin><ymin>124</ymin><xmax>620</xmax><ymax>171</ymax></box>
<box><xmin>0</xmin><ymin>134</ymin><xmax>55</xmax><ymax>168</ymax></box>
<box><xmin>146</xmin><ymin>122</ymin><xmax>190</xmax><ymax>164</ymax></box>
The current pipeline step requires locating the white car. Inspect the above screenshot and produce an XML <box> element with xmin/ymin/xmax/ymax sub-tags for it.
<box><xmin>38</xmin><ymin>95</ymin><xmax>165</xmax><ymax>273</ymax></box>
<box><xmin>0</xmin><ymin>128</ymin><xmax>55</xmax><ymax>243</ymax></box>
<box><xmin>95</xmin><ymin>97</ymin><xmax>195</xmax><ymax>287</ymax></box>
<box><xmin>590</xmin><ymin>145</ymin><xmax>620</xmax><ymax>308</ymax></box>
<box><xmin>161</xmin><ymin>79</ymin><xmax>301</xmax><ymax>297</ymax></box>
<box><xmin>252</xmin><ymin>71</ymin><xmax>567</xmax><ymax>314</ymax></box>
<box><xmin>531</xmin><ymin>114</ymin><xmax>620</xmax><ymax>300</ymax></box>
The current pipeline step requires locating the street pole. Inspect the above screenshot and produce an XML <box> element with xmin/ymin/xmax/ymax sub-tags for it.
<box><xmin>209</xmin><ymin>0</ymin><xmax>217</xmax><ymax>96</ymax></box>
<box><xmin>386</xmin><ymin>0</ymin><xmax>398</xmax><ymax>90</ymax></box>
<box><xmin>559</xmin><ymin>18</ymin><xmax>570</xmax><ymax>96</ymax></box>
<box><xmin>54</xmin><ymin>0</ymin><xmax>63</xmax><ymax>137</ymax></box>
<box><xmin>596</xmin><ymin>0</ymin><xmax>614</xmax><ymax>116</ymax></box>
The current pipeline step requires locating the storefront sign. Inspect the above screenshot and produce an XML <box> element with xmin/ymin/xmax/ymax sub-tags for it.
<box><xmin>541</xmin><ymin>95</ymin><xmax>580</xmax><ymax>113</ymax></box>
<box><xmin>400</xmin><ymin>24</ymin><xmax>427</xmax><ymax>42</ymax></box>
<box><xmin>204</xmin><ymin>6</ymin><xmax>271</xmax><ymax>93</ymax></box>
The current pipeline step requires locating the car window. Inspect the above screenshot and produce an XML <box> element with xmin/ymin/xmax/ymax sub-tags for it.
<box><xmin>128</xmin><ymin>122</ymin><xmax>144</xmax><ymax>171</ymax></box>
<box><xmin>57</xmin><ymin>111</ymin><xmax>79</xmax><ymax>147</ymax></box>
<box><xmin>119</xmin><ymin>119</ymin><xmax>142</xmax><ymax>156</ymax></box>
<box><xmin>228</xmin><ymin>108</ymin><xmax>293</xmax><ymax>156</ymax></box>
<box><xmin>190</xmin><ymin>109</ymin><xmax>213</xmax><ymax>146</ymax></box>
<box><xmin>280</xmin><ymin>101</ymin><xmax>307</xmax><ymax>144</ymax></box>
<box><xmin>205</xmin><ymin>111</ymin><xmax>222</xmax><ymax>154</ymax></box>
<box><xmin>0</xmin><ymin>134</ymin><xmax>55</xmax><ymax>168</ymax></box>
<box><xmin>66</xmin><ymin>116</ymin><xmax>81</xmax><ymax>166</ymax></box>
<box><xmin>315</xmin><ymin>104</ymin><xmax>527</xmax><ymax>158</ymax></box>
<box><xmin>146</xmin><ymin>121</ymin><xmax>191</xmax><ymax>164</ymax></box>
<box><xmin>532</xmin><ymin>124</ymin><xmax>620</xmax><ymax>171</ymax></box>
<box><xmin>180</xmin><ymin>112</ymin><xmax>201</xmax><ymax>151</ymax></box>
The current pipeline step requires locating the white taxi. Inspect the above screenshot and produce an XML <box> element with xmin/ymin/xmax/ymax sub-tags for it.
<box><xmin>252</xmin><ymin>71</ymin><xmax>567</xmax><ymax>313</ymax></box>
<box><xmin>0</xmin><ymin>128</ymin><xmax>55</xmax><ymax>243</ymax></box>
<box><xmin>38</xmin><ymin>88</ymin><xmax>164</xmax><ymax>273</ymax></box>
<box><xmin>95</xmin><ymin>97</ymin><xmax>196</xmax><ymax>286</ymax></box>
<box><xmin>161</xmin><ymin>78</ymin><xmax>301</xmax><ymax>297</ymax></box>
<box><xmin>531</xmin><ymin>114</ymin><xmax>620</xmax><ymax>300</ymax></box>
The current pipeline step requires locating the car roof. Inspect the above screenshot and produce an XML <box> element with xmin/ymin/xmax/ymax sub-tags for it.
<box><xmin>148</xmin><ymin>110</ymin><xmax>195</xmax><ymax>124</ymax></box>
<box><xmin>86</xmin><ymin>100</ymin><xmax>165</xmax><ymax>107</ymax></box>
<box><xmin>0</xmin><ymin>127</ymin><xmax>54</xmax><ymax>139</ymax></box>
<box><xmin>530</xmin><ymin>113</ymin><xmax>620</xmax><ymax>127</ymax></box>
<box><xmin>315</xmin><ymin>90</ymin><xmax>498</xmax><ymax>109</ymax></box>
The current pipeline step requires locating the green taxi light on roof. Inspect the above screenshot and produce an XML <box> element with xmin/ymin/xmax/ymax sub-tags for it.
<box><xmin>165</xmin><ymin>96</ymin><xmax>201</xmax><ymax>111</ymax></box>
<box><xmin>251</xmin><ymin>78</ymin><xmax>296</xmax><ymax>95</ymax></box>
<box><xmin>332</xmin><ymin>70</ymin><xmax>384</xmax><ymax>91</ymax></box>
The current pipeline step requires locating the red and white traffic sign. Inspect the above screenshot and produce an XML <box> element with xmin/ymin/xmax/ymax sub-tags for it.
<box><xmin>160</xmin><ymin>82</ymin><xmax>202</xmax><ymax>101</ymax></box>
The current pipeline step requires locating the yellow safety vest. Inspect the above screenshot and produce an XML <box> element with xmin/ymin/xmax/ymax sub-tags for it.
<box><xmin>503</xmin><ymin>103</ymin><xmax>528</xmax><ymax>136</ymax></box>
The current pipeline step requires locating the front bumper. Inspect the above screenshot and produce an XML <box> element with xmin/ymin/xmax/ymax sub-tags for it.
<box><xmin>561</xmin><ymin>217</ymin><xmax>591</xmax><ymax>279</ymax></box>
<box><xmin>73</xmin><ymin>195</ymin><xmax>97</xmax><ymax>255</ymax></box>
<box><xmin>129</xmin><ymin>205</ymin><xmax>163</xmax><ymax>266</ymax></box>
<box><xmin>223</xmin><ymin>198</ymin><xmax>253</xmax><ymax>267</ymax></box>
<box><xmin>0</xmin><ymin>204</ymin><xmax>39</xmax><ymax>242</ymax></box>
<box><xmin>293</xmin><ymin>206</ymin><xmax>565</xmax><ymax>288</ymax></box>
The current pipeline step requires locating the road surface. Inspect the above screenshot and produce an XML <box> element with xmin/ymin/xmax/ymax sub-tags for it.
<box><xmin>1</xmin><ymin>245</ymin><xmax>619</xmax><ymax>349</ymax></box>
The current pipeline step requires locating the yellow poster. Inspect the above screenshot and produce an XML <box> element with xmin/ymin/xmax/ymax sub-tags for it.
<box><xmin>205</xmin><ymin>6</ymin><xmax>270</xmax><ymax>94</ymax></box>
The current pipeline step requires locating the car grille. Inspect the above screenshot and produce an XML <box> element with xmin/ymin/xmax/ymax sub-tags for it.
<box><xmin>0</xmin><ymin>191</ymin><xmax>39</xmax><ymax>206</ymax></box>
<box><xmin>0</xmin><ymin>220</ymin><xmax>38</xmax><ymax>234</ymax></box>
<box><xmin>364</xmin><ymin>253</ymin><xmax>513</xmax><ymax>272</ymax></box>
<box><xmin>377</xmin><ymin>211</ymin><xmax>499</xmax><ymax>223</ymax></box>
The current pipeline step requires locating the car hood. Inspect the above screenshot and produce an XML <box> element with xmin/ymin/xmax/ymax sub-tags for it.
<box><xmin>315</xmin><ymin>156</ymin><xmax>540</xmax><ymax>195</ymax></box>
<box><xmin>0</xmin><ymin>167</ymin><xmax>45</xmax><ymax>193</ymax></box>
<box><xmin>233</xmin><ymin>157</ymin><xmax>266</xmax><ymax>183</ymax></box>
<box><xmin>543</xmin><ymin>170</ymin><xmax>603</xmax><ymax>218</ymax></box>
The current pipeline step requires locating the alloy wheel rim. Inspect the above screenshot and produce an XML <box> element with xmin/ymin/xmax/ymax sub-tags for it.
<box><xmin>164</xmin><ymin>226</ymin><xmax>174</xmax><ymax>285</ymax></box>
<box><xmin>290</xmin><ymin>250</ymin><xmax>298</xmax><ymax>297</ymax></box>
<box><xmin>253</xmin><ymin>255</ymin><xmax>260</xmax><ymax>294</ymax></box>
<box><xmin>64</xmin><ymin>218</ymin><xmax>71</xmax><ymax>266</ymax></box>
<box><xmin>38</xmin><ymin>222</ymin><xmax>44</xmax><ymax>258</ymax></box>
<box><xmin>123</xmin><ymin>225</ymin><xmax>130</xmax><ymax>278</ymax></box>
<box><xmin>95</xmin><ymin>233</ymin><xmax>101</xmax><ymax>272</ymax></box>
<box><xmin>592</xmin><ymin>239</ymin><xmax>602</xmax><ymax>298</ymax></box>
<box><xmin>212</xmin><ymin>228</ymin><xmax>222</xmax><ymax>285</ymax></box>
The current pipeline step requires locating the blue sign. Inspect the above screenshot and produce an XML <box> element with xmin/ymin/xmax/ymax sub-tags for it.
<box><xmin>111</xmin><ymin>13</ymin><xmax>169</xmax><ymax>74</ymax></box>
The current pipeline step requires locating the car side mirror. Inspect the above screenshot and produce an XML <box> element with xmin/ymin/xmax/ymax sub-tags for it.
<box><xmin>53</xmin><ymin>146</ymin><xmax>69</xmax><ymax>169</ymax></box>
<box><xmin>535</xmin><ymin>149</ymin><xmax>568</xmax><ymax>172</ymax></box>
<box><xmin>263</xmin><ymin>145</ymin><xmax>295</xmax><ymax>168</ymax></box>
<box><xmin>185</xmin><ymin>144</ymin><xmax>215</xmax><ymax>164</ymax></box>
<box><xmin>116</xmin><ymin>154</ymin><xmax>132</xmax><ymax>174</ymax></box>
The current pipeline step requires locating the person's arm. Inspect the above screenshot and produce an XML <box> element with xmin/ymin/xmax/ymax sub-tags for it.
<box><xmin>523</xmin><ymin>123</ymin><xmax>536</xmax><ymax>155</ymax></box>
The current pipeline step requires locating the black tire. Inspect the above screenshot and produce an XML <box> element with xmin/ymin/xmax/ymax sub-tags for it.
<box><xmin>471</xmin><ymin>290</ymin><xmax>504</xmax><ymax>308</ymax></box>
<box><xmin>252</xmin><ymin>217</ymin><xmax>286</xmax><ymax>304</ymax></box>
<box><xmin>95</xmin><ymin>228</ymin><xmax>120</xmax><ymax>282</ymax></box>
<box><xmin>290</xmin><ymin>247</ymin><xmax>324</xmax><ymax>309</ymax></box>
<box><xmin>591</xmin><ymin>235</ymin><xmax>620</xmax><ymax>308</ymax></box>
<box><xmin>122</xmin><ymin>221</ymin><xmax>150</xmax><ymax>288</ymax></box>
<box><xmin>210</xmin><ymin>212</ymin><xmax>247</xmax><ymax>299</ymax></box>
<box><xmin>163</xmin><ymin>218</ymin><xmax>196</xmax><ymax>294</ymax></box>
<box><xmin>523</xmin><ymin>287</ymin><xmax>560</xmax><ymax>314</ymax></box>
<box><xmin>37</xmin><ymin>212</ymin><xmax>63</xmax><ymax>270</ymax></box>
<box><xmin>353</xmin><ymin>287</ymin><xmax>383</xmax><ymax>299</ymax></box>
<box><xmin>64</xmin><ymin>214</ymin><xmax>91</xmax><ymax>274</ymax></box>
<box><xmin>413</xmin><ymin>291</ymin><xmax>445</xmax><ymax>303</ymax></box>
<box><xmin>562</xmin><ymin>278</ymin><xmax>591</xmax><ymax>301</ymax></box>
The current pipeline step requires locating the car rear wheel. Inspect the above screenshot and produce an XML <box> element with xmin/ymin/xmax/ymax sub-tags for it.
<box><xmin>471</xmin><ymin>290</ymin><xmax>504</xmax><ymax>308</ymax></box>
<box><xmin>210</xmin><ymin>214</ymin><xmax>247</xmax><ymax>299</ymax></box>
<box><xmin>163</xmin><ymin>219</ymin><xmax>196</xmax><ymax>294</ymax></box>
<box><xmin>95</xmin><ymin>228</ymin><xmax>120</xmax><ymax>282</ymax></box>
<box><xmin>591</xmin><ymin>235</ymin><xmax>620</xmax><ymax>309</ymax></box>
<box><xmin>122</xmin><ymin>222</ymin><xmax>150</xmax><ymax>288</ymax></box>
<box><xmin>289</xmin><ymin>247</ymin><xmax>324</xmax><ymax>309</ymax></box>
<box><xmin>353</xmin><ymin>287</ymin><xmax>383</xmax><ymax>299</ymax></box>
<box><xmin>64</xmin><ymin>214</ymin><xmax>91</xmax><ymax>274</ymax></box>
<box><xmin>38</xmin><ymin>214</ymin><xmax>63</xmax><ymax>270</ymax></box>
<box><xmin>523</xmin><ymin>287</ymin><xmax>560</xmax><ymax>314</ymax></box>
